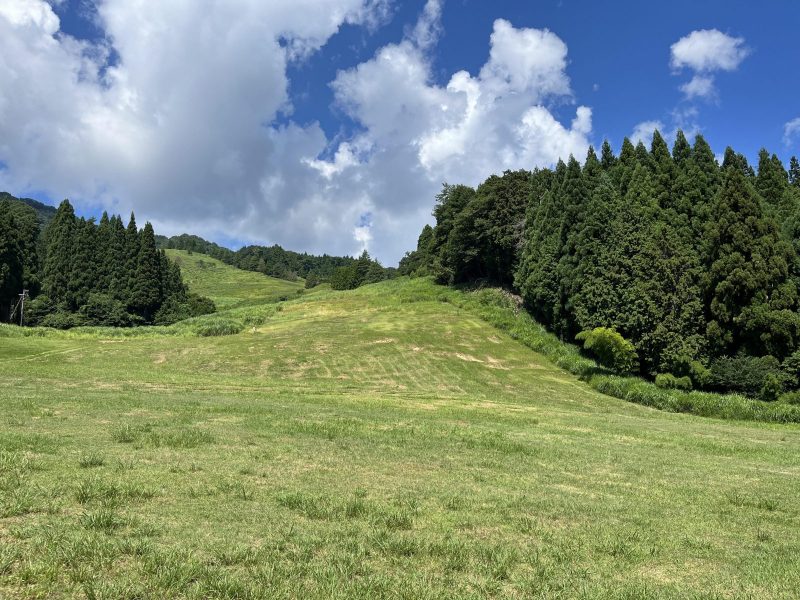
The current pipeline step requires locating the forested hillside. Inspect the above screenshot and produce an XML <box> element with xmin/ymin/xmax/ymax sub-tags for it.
<box><xmin>0</xmin><ymin>198</ymin><xmax>212</xmax><ymax>327</ymax></box>
<box><xmin>401</xmin><ymin>131</ymin><xmax>800</xmax><ymax>399</ymax></box>
<box><xmin>159</xmin><ymin>233</ymin><xmax>366</xmax><ymax>283</ymax></box>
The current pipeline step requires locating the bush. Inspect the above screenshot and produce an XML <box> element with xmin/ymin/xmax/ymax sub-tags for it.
<box><xmin>781</xmin><ymin>350</ymin><xmax>800</xmax><ymax>386</ymax></box>
<box><xmin>305</xmin><ymin>274</ymin><xmax>320</xmax><ymax>289</ymax></box>
<box><xmin>778</xmin><ymin>390</ymin><xmax>800</xmax><ymax>405</ymax></box>
<box><xmin>153</xmin><ymin>293</ymin><xmax>216</xmax><ymax>325</ymax></box>
<box><xmin>329</xmin><ymin>265</ymin><xmax>360</xmax><ymax>290</ymax></box>
<box><xmin>78</xmin><ymin>293</ymin><xmax>133</xmax><ymax>327</ymax></box>
<box><xmin>38</xmin><ymin>311</ymin><xmax>84</xmax><ymax>329</ymax></box>
<box><xmin>23</xmin><ymin>295</ymin><xmax>54</xmax><ymax>326</ymax></box>
<box><xmin>576</xmin><ymin>327</ymin><xmax>638</xmax><ymax>374</ymax></box>
<box><xmin>709</xmin><ymin>355</ymin><xmax>789</xmax><ymax>397</ymax></box>
<box><xmin>655</xmin><ymin>373</ymin><xmax>692</xmax><ymax>391</ymax></box>
<box><xmin>760</xmin><ymin>373</ymin><xmax>784</xmax><ymax>402</ymax></box>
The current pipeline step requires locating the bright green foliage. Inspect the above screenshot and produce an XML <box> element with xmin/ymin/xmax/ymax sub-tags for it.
<box><xmin>166</xmin><ymin>249</ymin><xmax>301</xmax><ymax>308</ymax></box>
<box><xmin>2</xmin><ymin>277</ymin><xmax>800</xmax><ymax>597</ymax></box>
<box><xmin>576</xmin><ymin>327</ymin><xmax>639</xmax><ymax>373</ymax></box>
<box><xmin>654</xmin><ymin>373</ymin><xmax>693</xmax><ymax>391</ymax></box>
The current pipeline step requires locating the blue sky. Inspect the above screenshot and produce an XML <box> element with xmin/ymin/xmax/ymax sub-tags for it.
<box><xmin>1</xmin><ymin>0</ymin><xmax>798</xmax><ymax>263</ymax></box>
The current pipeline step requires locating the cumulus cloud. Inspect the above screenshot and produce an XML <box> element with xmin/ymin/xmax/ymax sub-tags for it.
<box><xmin>325</xmin><ymin>10</ymin><xmax>591</xmax><ymax>258</ymax></box>
<box><xmin>670</xmin><ymin>29</ymin><xmax>748</xmax><ymax>101</ymax></box>
<box><xmin>630</xmin><ymin>120</ymin><xmax>664</xmax><ymax>146</ymax></box>
<box><xmin>0</xmin><ymin>0</ymin><xmax>591</xmax><ymax>264</ymax></box>
<box><xmin>785</xmin><ymin>118</ymin><xmax>800</xmax><ymax>147</ymax></box>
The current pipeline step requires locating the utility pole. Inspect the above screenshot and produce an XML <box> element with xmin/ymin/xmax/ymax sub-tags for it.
<box><xmin>18</xmin><ymin>289</ymin><xmax>28</xmax><ymax>327</ymax></box>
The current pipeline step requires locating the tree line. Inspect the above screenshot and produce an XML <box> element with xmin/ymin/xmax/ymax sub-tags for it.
<box><xmin>400</xmin><ymin>131</ymin><xmax>800</xmax><ymax>399</ymax></box>
<box><xmin>160</xmin><ymin>234</ymin><xmax>363</xmax><ymax>282</ymax></box>
<box><xmin>1</xmin><ymin>198</ymin><xmax>213</xmax><ymax>327</ymax></box>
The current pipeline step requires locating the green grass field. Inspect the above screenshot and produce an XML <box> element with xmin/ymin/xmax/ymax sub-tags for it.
<box><xmin>1</xmin><ymin>274</ymin><xmax>798</xmax><ymax>598</ymax></box>
<box><xmin>166</xmin><ymin>249</ymin><xmax>303</xmax><ymax>309</ymax></box>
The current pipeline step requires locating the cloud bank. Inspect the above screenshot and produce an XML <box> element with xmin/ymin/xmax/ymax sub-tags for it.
<box><xmin>0</xmin><ymin>0</ymin><xmax>591</xmax><ymax>263</ymax></box>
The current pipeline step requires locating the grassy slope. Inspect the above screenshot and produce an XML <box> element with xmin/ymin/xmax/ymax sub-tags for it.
<box><xmin>166</xmin><ymin>249</ymin><xmax>303</xmax><ymax>309</ymax></box>
<box><xmin>0</xmin><ymin>278</ymin><xmax>798</xmax><ymax>598</ymax></box>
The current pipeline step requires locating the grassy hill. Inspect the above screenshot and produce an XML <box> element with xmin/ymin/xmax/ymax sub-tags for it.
<box><xmin>0</xmin><ymin>277</ymin><xmax>798</xmax><ymax>598</ymax></box>
<box><xmin>166</xmin><ymin>249</ymin><xmax>303</xmax><ymax>309</ymax></box>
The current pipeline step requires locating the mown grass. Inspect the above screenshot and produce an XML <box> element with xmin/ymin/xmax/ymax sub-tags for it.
<box><xmin>0</xmin><ymin>277</ymin><xmax>798</xmax><ymax>598</ymax></box>
<box><xmin>166</xmin><ymin>249</ymin><xmax>303</xmax><ymax>309</ymax></box>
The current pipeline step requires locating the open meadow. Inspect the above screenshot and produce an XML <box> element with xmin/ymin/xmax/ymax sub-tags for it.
<box><xmin>1</xmin><ymin>274</ymin><xmax>799</xmax><ymax>599</ymax></box>
<box><xmin>165</xmin><ymin>249</ymin><xmax>304</xmax><ymax>309</ymax></box>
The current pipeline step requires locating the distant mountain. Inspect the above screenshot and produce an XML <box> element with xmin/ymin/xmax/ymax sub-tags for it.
<box><xmin>0</xmin><ymin>192</ymin><xmax>57</xmax><ymax>229</ymax></box>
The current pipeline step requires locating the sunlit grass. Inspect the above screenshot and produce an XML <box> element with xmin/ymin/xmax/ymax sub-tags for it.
<box><xmin>0</xmin><ymin>276</ymin><xmax>798</xmax><ymax>598</ymax></box>
<box><xmin>166</xmin><ymin>248</ymin><xmax>303</xmax><ymax>309</ymax></box>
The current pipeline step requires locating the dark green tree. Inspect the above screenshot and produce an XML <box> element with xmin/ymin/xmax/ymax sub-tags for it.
<box><xmin>703</xmin><ymin>166</ymin><xmax>794</xmax><ymax>355</ymax></box>
<box><xmin>130</xmin><ymin>222</ymin><xmax>162</xmax><ymax>320</ymax></box>
<box><xmin>70</xmin><ymin>217</ymin><xmax>100</xmax><ymax>308</ymax></box>
<box><xmin>42</xmin><ymin>200</ymin><xmax>77</xmax><ymax>307</ymax></box>
<box><xmin>0</xmin><ymin>210</ymin><xmax>24</xmax><ymax>320</ymax></box>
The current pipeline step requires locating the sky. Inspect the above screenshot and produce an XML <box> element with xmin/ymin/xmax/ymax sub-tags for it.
<box><xmin>1</xmin><ymin>0</ymin><xmax>799</xmax><ymax>265</ymax></box>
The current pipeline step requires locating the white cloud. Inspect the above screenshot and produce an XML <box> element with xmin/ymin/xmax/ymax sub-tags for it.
<box><xmin>785</xmin><ymin>118</ymin><xmax>800</xmax><ymax>147</ymax></box>
<box><xmin>0</xmin><ymin>0</ymin><xmax>591</xmax><ymax>264</ymax></box>
<box><xmin>680</xmin><ymin>74</ymin><xmax>715</xmax><ymax>100</ymax></box>
<box><xmin>630</xmin><ymin>120</ymin><xmax>664</xmax><ymax>146</ymax></box>
<box><xmin>670</xmin><ymin>29</ymin><xmax>749</xmax><ymax>72</ymax></box>
<box><xmin>670</xmin><ymin>29</ymin><xmax>748</xmax><ymax>101</ymax></box>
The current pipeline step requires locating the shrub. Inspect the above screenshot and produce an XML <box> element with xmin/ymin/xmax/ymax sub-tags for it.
<box><xmin>329</xmin><ymin>265</ymin><xmax>360</xmax><ymax>290</ymax></box>
<box><xmin>709</xmin><ymin>355</ymin><xmax>788</xmax><ymax>397</ymax></box>
<box><xmin>576</xmin><ymin>327</ymin><xmax>638</xmax><ymax>373</ymax></box>
<box><xmin>39</xmin><ymin>310</ymin><xmax>84</xmax><ymax>330</ymax></box>
<box><xmin>781</xmin><ymin>350</ymin><xmax>800</xmax><ymax>386</ymax></box>
<box><xmin>154</xmin><ymin>293</ymin><xmax>216</xmax><ymax>325</ymax></box>
<box><xmin>23</xmin><ymin>295</ymin><xmax>54</xmax><ymax>326</ymax></box>
<box><xmin>655</xmin><ymin>373</ymin><xmax>692</xmax><ymax>391</ymax></box>
<box><xmin>78</xmin><ymin>293</ymin><xmax>133</xmax><ymax>327</ymax></box>
<box><xmin>778</xmin><ymin>390</ymin><xmax>800</xmax><ymax>405</ymax></box>
<box><xmin>760</xmin><ymin>373</ymin><xmax>784</xmax><ymax>402</ymax></box>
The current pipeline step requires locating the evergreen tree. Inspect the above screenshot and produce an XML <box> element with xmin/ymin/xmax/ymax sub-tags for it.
<box><xmin>124</xmin><ymin>213</ymin><xmax>140</xmax><ymax>305</ymax></box>
<box><xmin>42</xmin><ymin>200</ymin><xmax>77</xmax><ymax>307</ymax></box>
<box><xmin>0</xmin><ymin>210</ymin><xmax>24</xmax><ymax>320</ymax></box>
<box><xmin>600</xmin><ymin>139</ymin><xmax>617</xmax><ymax>171</ymax></box>
<box><xmin>70</xmin><ymin>217</ymin><xmax>100</xmax><ymax>308</ymax></box>
<box><xmin>756</xmin><ymin>149</ymin><xmax>796</xmax><ymax>230</ymax></box>
<box><xmin>703</xmin><ymin>166</ymin><xmax>794</xmax><ymax>355</ymax></box>
<box><xmin>108</xmin><ymin>216</ymin><xmax>128</xmax><ymax>301</ymax></box>
<box><xmin>789</xmin><ymin>156</ymin><xmax>800</xmax><ymax>188</ymax></box>
<box><xmin>0</xmin><ymin>199</ymin><xmax>41</xmax><ymax>296</ymax></box>
<box><xmin>649</xmin><ymin>130</ymin><xmax>675</xmax><ymax>211</ymax></box>
<box><xmin>130</xmin><ymin>222</ymin><xmax>162</xmax><ymax>321</ymax></box>
<box><xmin>515</xmin><ymin>161</ymin><xmax>567</xmax><ymax>328</ymax></box>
